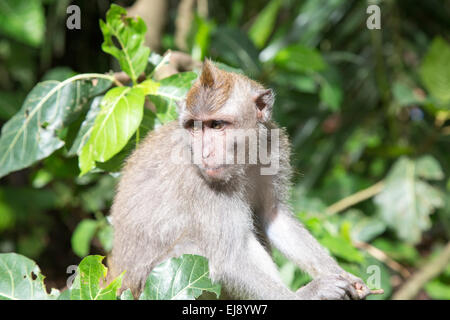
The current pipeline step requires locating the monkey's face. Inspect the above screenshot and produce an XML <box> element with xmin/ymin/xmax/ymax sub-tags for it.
<box><xmin>177</xmin><ymin>59</ymin><xmax>275</xmax><ymax>183</ymax></box>
<box><xmin>183</xmin><ymin>118</ymin><xmax>244</xmax><ymax>183</ymax></box>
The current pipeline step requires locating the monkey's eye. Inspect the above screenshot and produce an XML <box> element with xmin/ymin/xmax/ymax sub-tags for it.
<box><xmin>211</xmin><ymin>120</ymin><xmax>226</xmax><ymax>130</ymax></box>
<box><xmin>184</xmin><ymin>120</ymin><xmax>200</xmax><ymax>131</ymax></box>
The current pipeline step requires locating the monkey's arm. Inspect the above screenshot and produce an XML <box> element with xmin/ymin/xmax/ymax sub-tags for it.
<box><xmin>265</xmin><ymin>204</ymin><xmax>371</xmax><ymax>299</ymax></box>
<box><xmin>218</xmin><ymin>234</ymin><xmax>300</xmax><ymax>300</ymax></box>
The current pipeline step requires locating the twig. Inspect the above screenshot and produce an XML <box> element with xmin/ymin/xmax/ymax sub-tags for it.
<box><xmin>353</xmin><ymin>240</ymin><xmax>411</xmax><ymax>278</ymax></box>
<box><xmin>392</xmin><ymin>242</ymin><xmax>450</xmax><ymax>300</ymax></box>
<box><xmin>326</xmin><ymin>181</ymin><xmax>385</xmax><ymax>215</ymax></box>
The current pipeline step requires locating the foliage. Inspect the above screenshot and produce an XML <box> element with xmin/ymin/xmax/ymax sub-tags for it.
<box><xmin>0</xmin><ymin>252</ymin><xmax>218</xmax><ymax>300</ymax></box>
<box><xmin>0</xmin><ymin>0</ymin><xmax>449</xmax><ymax>300</ymax></box>
<box><xmin>0</xmin><ymin>253</ymin><xmax>59</xmax><ymax>300</ymax></box>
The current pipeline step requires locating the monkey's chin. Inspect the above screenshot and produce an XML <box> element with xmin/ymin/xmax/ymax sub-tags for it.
<box><xmin>198</xmin><ymin>165</ymin><xmax>230</xmax><ymax>182</ymax></box>
<box><xmin>204</xmin><ymin>166</ymin><xmax>225</xmax><ymax>178</ymax></box>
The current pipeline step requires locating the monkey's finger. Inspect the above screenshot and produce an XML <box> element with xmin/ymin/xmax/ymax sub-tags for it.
<box><xmin>355</xmin><ymin>285</ymin><xmax>372</xmax><ymax>299</ymax></box>
<box><xmin>369</xmin><ymin>289</ymin><xmax>384</xmax><ymax>295</ymax></box>
<box><xmin>334</xmin><ymin>280</ymin><xmax>360</xmax><ymax>300</ymax></box>
<box><xmin>345</xmin><ymin>282</ymin><xmax>361</xmax><ymax>300</ymax></box>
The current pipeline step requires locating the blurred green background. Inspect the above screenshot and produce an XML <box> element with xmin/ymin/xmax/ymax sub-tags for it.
<box><xmin>0</xmin><ymin>0</ymin><xmax>449</xmax><ymax>299</ymax></box>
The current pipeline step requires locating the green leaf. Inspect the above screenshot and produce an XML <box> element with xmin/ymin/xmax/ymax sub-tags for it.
<box><xmin>148</xmin><ymin>95</ymin><xmax>178</xmax><ymax>124</ymax></box>
<box><xmin>274</xmin><ymin>73</ymin><xmax>317</xmax><ymax>93</ymax></box>
<box><xmin>213</xmin><ymin>62</ymin><xmax>244</xmax><ymax>74</ymax></box>
<box><xmin>120</xmin><ymin>288</ymin><xmax>134</xmax><ymax>300</ymax></box>
<box><xmin>0</xmin><ymin>74</ymin><xmax>113</xmax><ymax>179</ymax></box>
<box><xmin>419</xmin><ymin>37</ymin><xmax>450</xmax><ymax>104</ymax></box>
<box><xmin>274</xmin><ymin>44</ymin><xmax>326</xmax><ymax>73</ymax></box>
<box><xmin>425</xmin><ymin>279</ymin><xmax>450</xmax><ymax>300</ymax></box>
<box><xmin>0</xmin><ymin>253</ymin><xmax>59</xmax><ymax>300</ymax></box>
<box><xmin>70</xmin><ymin>255</ymin><xmax>123</xmax><ymax>300</ymax></box>
<box><xmin>374</xmin><ymin>156</ymin><xmax>444</xmax><ymax>244</ymax></box>
<box><xmin>137</xmin><ymin>79</ymin><xmax>160</xmax><ymax>96</ymax></box>
<box><xmin>191</xmin><ymin>16</ymin><xmax>215</xmax><ymax>61</ymax></box>
<box><xmin>320</xmin><ymin>81</ymin><xmax>343</xmax><ymax>111</ymax></box>
<box><xmin>248</xmin><ymin>0</ymin><xmax>282</xmax><ymax>48</ymax></box>
<box><xmin>148</xmin><ymin>72</ymin><xmax>197</xmax><ymax>124</ymax></box>
<box><xmin>0</xmin><ymin>0</ymin><xmax>45</xmax><ymax>47</ymax></box>
<box><xmin>415</xmin><ymin>155</ymin><xmax>444</xmax><ymax>181</ymax></box>
<box><xmin>98</xmin><ymin>224</ymin><xmax>114</xmax><ymax>253</ymax></box>
<box><xmin>100</xmin><ymin>4</ymin><xmax>150</xmax><ymax>83</ymax></box>
<box><xmin>139</xmin><ymin>254</ymin><xmax>221</xmax><ymax>300</ymax></box>
<box><xmin>79</xmin><ymin>86</ymin><xmax>145</xmax><ymax>175</ymax></box>
<box><xmin>71</xmin><ymin>219</ymin><xmax>99</xmax><ymax>258</ymax></box>
<box><xmin>341</xmin><ymin>209</ymin><xmax>386</xmax><ymax>243</ymax></box>
<box><xmin>68</xmin><ymin>96</ymin><xmax>103</xmax><ymax>156</ymax></box>
<box><xmin>57</xmin><ymin>289</ymin><xmax>71</xmax><ymax>300</ymax></box>
<box><xmin>156</xmin><ymin>72</ymin><xmax>198</xmax><ymax>101</ymax></box>
<box><xmin>320</xmin><ymin>234</ymin><xmax>364</xmax><ymax>263</ymax></box>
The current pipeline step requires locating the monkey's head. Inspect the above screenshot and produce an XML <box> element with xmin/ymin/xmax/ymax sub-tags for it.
<box><xmin>177</xmin><ymin>59</ymin><xmax>275</xmax><ymax>183</ymax></box>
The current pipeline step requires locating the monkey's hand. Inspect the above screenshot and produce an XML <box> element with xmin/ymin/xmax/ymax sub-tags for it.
<box><xmin>295</xmin><ymin>274</ymin><xmax>369</xmax><ymax>300</ymax></box>
<box><xmin>340</xmin><ymin>271</ymin><xmax>371</xmax><ymax>299</ymax></box>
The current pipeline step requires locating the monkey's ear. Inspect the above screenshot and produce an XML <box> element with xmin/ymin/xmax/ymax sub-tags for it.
<box><xmin>199</xmin><ymin>59</ymin><xmax>217</xmax><ymax>87</ymax></box>
<box><xmin>254</xmin><ymin>89</ymin><xmax>274</xmax><ymax>122</ymax></box>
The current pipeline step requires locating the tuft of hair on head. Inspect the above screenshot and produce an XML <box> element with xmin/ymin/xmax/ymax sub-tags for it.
<box><xmin>199</xmin><ymin>59</ymin><xmax>216</xmax><ymax>88</ymax></box>
<box><xmin>185</xmin><ymin>59</ymin><xmax>233</xmax><ymax>113</ymax></box>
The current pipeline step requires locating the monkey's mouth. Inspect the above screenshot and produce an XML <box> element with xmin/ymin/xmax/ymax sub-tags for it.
<box><xmin>202</xmin><ymin>165</ymin><xmax>226</xmax><ymax>177</ymax></box>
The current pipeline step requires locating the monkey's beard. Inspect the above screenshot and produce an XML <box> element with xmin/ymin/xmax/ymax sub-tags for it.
<box><xmin>195</xmin><ymin>163</ymin><xmax>246</xmax><ymax>186</ymax></box>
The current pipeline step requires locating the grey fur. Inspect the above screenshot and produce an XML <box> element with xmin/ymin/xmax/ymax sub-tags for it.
<box><xmin>107</xmin><ymin>63</ymin><xmax>370</xmax><ymax>300</ymax></box>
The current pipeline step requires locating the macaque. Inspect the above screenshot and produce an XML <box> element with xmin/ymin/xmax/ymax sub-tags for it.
<box><xmin>107</xmin><ymin>60</ymin><xmax>371</xmax><ymax>300</ymax></box>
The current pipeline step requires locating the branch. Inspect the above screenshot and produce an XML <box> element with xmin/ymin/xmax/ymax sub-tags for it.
<box><xmin>326</xmin><ymin>181</ymin><xmax>385</xmax><ymax>215</ymax></box>
<box><xmin>392</xmin><ymin>242</ymin><xmax>450</xmax><ymax>300</ymax></box>
<box><xmin>353</xmin><ymin>240</ymin><xmax>411</xmax><ymax>278</ymax></box>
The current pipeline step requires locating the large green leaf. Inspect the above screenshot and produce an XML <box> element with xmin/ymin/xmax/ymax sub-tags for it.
<box><xmin>71</xmin><ymin>255</ymin><xmax>123</xmax><ymax>300</ymax></box>
<box><xmin>0</xmin><ymin>253</ymin><xmax>59</xmax><ymax>300</ymax></box>
<box><xmin>419</xmin><ymin>37</ymin><xmax>450</xmax><ymax>105</ymax></box>
<box><xmin>79</xmin><ymin>86</ymin><xmax>145</xmax><ymax>175</ymax></box>
<box><xmin>248</xmin><ymin>0</ymin><xmax>282</xmax><ymax>49</ymax></box>
<box><xmin>374</xmin><ymin>156</ymin><xmax>444</xmax><ymax>243</ymax></box>
<box><xmin>148</xmin><ymin>72</ymin><xmax>198</xmax><ymax>124</ymax></box>
<box><xmin>156</xmin><ymin>72</ymin><xmax>198</xmax><ymax>100</ymax></box>
<box><xmin>0</xmin><ymin>0</ymin><xmax>45</xmax><ymax>47</ymax></box>
<box><xmin>139</xmin><ymin>255</ymin><xmax>221</xmax><ymax>300</ymax></box>
<box><xmin>0</xmin><ymin>74</ymin><xmax>113</xmax><ymax>179</ymax></box>
<box><xmin>100</xmin><ymin>4</ymin><xmax>150</xmax><ymax>83</ymax></box>
<box><xmin>68</xmin><ymin>96</ymin><xmax>103</xmax><ymax>156</ymax></box>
